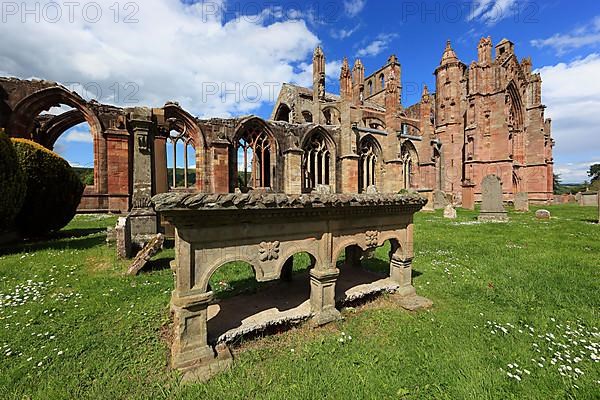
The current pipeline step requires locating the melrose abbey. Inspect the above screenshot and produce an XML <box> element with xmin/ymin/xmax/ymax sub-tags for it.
<box><xmin>0</xmin><ymin>37</ymin><xmax>553</xmax><ymax>212</ymax></box>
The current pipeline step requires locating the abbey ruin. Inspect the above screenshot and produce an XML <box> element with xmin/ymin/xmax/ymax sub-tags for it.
<box><xmin>0</xmin><ymin>37</ymin><xmax>554</xmax><ymax>213</ymax></box>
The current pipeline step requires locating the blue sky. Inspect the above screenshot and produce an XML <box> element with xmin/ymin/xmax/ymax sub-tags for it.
<box><xmin>3</xmin><ymin>0</ymin><xmax>599</xmax><ymax>182</ymax></box>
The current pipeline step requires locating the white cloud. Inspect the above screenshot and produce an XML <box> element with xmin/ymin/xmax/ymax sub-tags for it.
<box><xmin>555</xmin><ymin>161</ymin><xmax>600</xmax><ymax>184</ymax></box>
<box><xmin>0</xmin><ymin>0</ymin><xmax>320</xmax><ymax>118</ymax></box>
<box><xmin>63</xmin><ymin>128</ymin><xmax>93</xmax><ymax>143</ymax></box>
<box><xmin>331</xmin><ymin>25</ymin><xmax>360</xmax><ymax>40</ymax></box>
<box><xmin>357</xmin><ymin>34</ymin><xmax>397</xmax><ymax>57</ymax></box>
<box><xmin>531</xmin><ymin>16</ymin><xmax>600</xmax><ymax>55</ymax></box>
<box><xmin>344</xmin><ymin>0</ymin><xmax>366</xmax><ymax>18</ymax></box>
<box><xmin>536</xmin><ymin>54</ymin><xmax>600</xmax><ymax>182</ymax></box>
<box><xmin>294</xmin><ymin>60</ymin><xmax>343</xmax><ymax>88</ymax></box>
<box><xmin>467</xmin><ymin>0</ymin><xmax>517</xmax><ymax>25</ymax></box>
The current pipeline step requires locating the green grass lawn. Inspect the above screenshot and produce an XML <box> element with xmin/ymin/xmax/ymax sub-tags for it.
<box><xmin>0</xmin><ymin>205</ymin><xmax>598</xmax><ymax>399</ymax></box>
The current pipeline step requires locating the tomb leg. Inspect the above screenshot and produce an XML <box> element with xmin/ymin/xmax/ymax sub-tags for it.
<box><xmin>390</xmin><ymin>255</ymin><xmax>416</xmax><ymax>297</ymax></box>
<box><xmin>170</xmin><ymin>291</ymin><xmax>232</xmax><ymax>382</ymax></box>
<box><xmin>309</xmin><ymin>268</ymin><xmax>341</xmax><ymax>326</ymax></box>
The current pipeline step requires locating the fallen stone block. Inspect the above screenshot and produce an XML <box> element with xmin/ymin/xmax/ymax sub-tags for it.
<box><xmin>127</xmin><ymin>233</ymin><xmax>164</xmax><ymax>275</ymax></box>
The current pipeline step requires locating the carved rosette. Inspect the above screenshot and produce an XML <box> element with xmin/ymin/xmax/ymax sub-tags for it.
<box><xmin>365</xmin><ymin>231</ymin><xmax>379</xmax><ymax>248</ymax></box>
<box><xmin>258</xmin><ymin>241</ymin><xmax>280</xmax><ymax>262</ymax></box>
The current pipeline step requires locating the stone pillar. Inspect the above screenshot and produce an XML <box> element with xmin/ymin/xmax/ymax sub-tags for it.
<box><xmin>419</xmin><ymin>189</ymin><xmax>434</xmax><ymax>212</ymax></box>
<box><xmin>211</xmin><ymin>141</ymin><xmax>230</xmax><ymax>193</ymax></box>
<box><xmin>283</xmin><ymin>149</ymin><xmax>303</xmax><ymax>194</ymax></box>
<box><xmin>462</xmin><ymin>183</ymin><xmax>475</xmax><ymax>210</ymax></box>
<box><xmin>383</xmin><ymin>161</ymin><xmax>403</xmax><ymax>193</ymax></box>
<box><xmin>309</xmin><ymin>268</ymin><xmax>341</xmax><ymax>326</ymax></box>
<box><xmin>340</xmin><ymin>155</ymin><xmax>359</xmax><ymax>193</ymax></box>
<box><xmin>154</xmin><ymin>135</ymin><xmax>168</xmax><ymax>195</ymax></box>
<box><xmin>129</xmin><ymin>109</ymin><xmax>159</xmax><ymax>239</ymax></box>
<box><xmin>390</xmin><ymin>255</ymin><xmax>416</xmax><ymax>297</ymax></box>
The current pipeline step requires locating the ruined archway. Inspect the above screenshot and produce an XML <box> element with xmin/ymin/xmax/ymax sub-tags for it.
<box><xmin>358</xmin><ymin>135</ymin><xmax>382</xmax><ymax>193</ymax></box>
<box><xmin>159</xmin><ymin>103</ymin><xmax>207</xmax><ymax>193</ymax></box>
<box><xmin>274</xmin><ymin>103</ymin><xmax>291</xmax><ymax>122</ymax></box>
<box><xmin>231</xmin><ymin>117</ymin><xmax>278</xmax><ymax>192</ymax></box>
<box><xmin>6</xmin><ymin>87</ymin><xmax>106</xmax><ymax>196</ymax></box>
<box><xmin>401</xmin><ymin>141</ymin><xmax>419</xmax><ymax>190</ymax></box>
<box><xmin>300</xmin><ymin>127</ymin><xmax>336</xmax><ymax>193</ymax></box>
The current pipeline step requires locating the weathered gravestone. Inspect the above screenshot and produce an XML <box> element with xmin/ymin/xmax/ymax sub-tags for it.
<box><xmin>535</xmin><ymin>209</ymin><xmax>551</xmax><ymax>220</ymax></box>
<box><xmin>597</xmin><ymin>192</ymin><xmax>600</xmax><ymax>223</ymax></box>
<box><xmin>127</xmin><ymin>233</ymin><xmax>164</xmax><ymax>275</ymax></box>
<box><xmin>433</xmin><ymin>190</ymin><xmax>449</xmax><ymax>210</ymax></box>
<box><xmin>115</xmin><ymin>217</ymin><xmax>132</xmax><ymax>259</ymax></box>
<box><xmin>514</xmin><ymin>192</ymin><xmax>529</xmax><ymax>212</ymax></box>
<box><xmin>443</xmin><ymin>204</ymin><xmax>457</xmax><ymax>219</ymax></box>
<box><xmin>478</xmin><ymin>175</ymin><xmax>508</xmax><ymax>221</ymax></box>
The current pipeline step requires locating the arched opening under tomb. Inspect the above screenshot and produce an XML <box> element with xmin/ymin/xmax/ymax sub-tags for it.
<box><xmin>274</xmin><ymin>103</ymin><xmax>291</xmax><ymax>122</ymax></box>
<box><xmin>301</xmin><ymin>128</ymin><xmax>336</xmax><ymax>193</ymax></box>
<box><xmin>206</xmin><ymin>253</ymin><xmax>313</xmax><ymax>345</ymax></box>
<box><xmin>231</xmin><ymin>118</ymin><xmax>277</xmax><ymax>192</ymax></box>
<box><xmin>358</xmin><ymin>135</ymin><xmax>382</xmax><ymax>193</ymax></box>
<box><xmin>335</xmin><ymin>239</ymin><xmax>406</xmax><ymax>306</ymax></box>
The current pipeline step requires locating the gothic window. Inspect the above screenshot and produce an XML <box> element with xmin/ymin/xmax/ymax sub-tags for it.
<box><xmin>167</xmin><ymin>129</ymin><xmax>196</xmax><ymax>189</ymax></box>
<box><xmin>323</xmin><ymin>109</ymin><xmax>332</xmax><ymax>125</ymax></box>
<box><xmin>358</xmin><ymin>136</ymin><xmax>380</xmax><ymax>192</ymax></box>
<box><xmin>302</xmin><ymin>131</ymin><xmax>332</xmax><ymax>192</ymax></box>
<box><xmin>237</xmin><ymin>126</ymin><xmax>272</xmax><ymax>189</ymax></box>
<box><xmin>274</xmin><ymin>104</ymin><xmax>291</xmax><ymax>122</ymax></box>
<box><xmin>401</xmin><ymin>142</ymin><xmax>418</xmax><ymax>190</ymax></box>
<box><xmin>380</xmin><ymin>73</ymin><xmax>385</xmax><ymax>90</ymax></box>
<box><xmin>302</xmin><ymin>110</ymin><xmax>313</xmax><ymax>123</ymax></box>
<box><xmin>368</xmin><ymin>81</ymin><xmax>373</xmax><ymax>96</ymax></box>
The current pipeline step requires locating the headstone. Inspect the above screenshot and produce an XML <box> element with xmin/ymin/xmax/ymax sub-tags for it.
<box><xmin>514</xmin><ymin>192</ymin><xmax>529</xmax><ymax>212</ymax></box>
<box><xmin>443</xmin><ymin>204</ymin><xmax>457</xmax><ymax>219</ymax></box>
<box><xmin>115</xmin><ymin>217</ymin><xmax>132</xmax><ymax>259</ymax></box>
<box><xmin>314</xmin><ymin>184</ymin><xmax>332</xmax><ymax>194</ymax></box>
<box><xmin>478</xmin><ymin>175</ymin><xmax>508</xmax><ymax>221</ymax></box>
<box><xmin>535</xmin><ymin>209</ymin><xmax>551</xmax><ymax>220</ymax></box>
<box><xmin>433</xmin><ymin>190</ymin><xmax>449</xmax><ymax>210</ymax></box>
<box><xmin>106</xmin><ymin>226</ymin><xmax>116</xmax><ymax>245</ymax></box>
<box><xmin>366</xmin><ymin>185</ymin><xmax>378</xmax><ymax>194</ymax></box>
<box><xmin>127</xmin><ymin>233</ymin><xmax>164</xmax><ymax>275</ymax></box>
<box><xmin>597</xmin><ymin>191</ymin><xmax>600</xmax><ymax>223</ymax></box>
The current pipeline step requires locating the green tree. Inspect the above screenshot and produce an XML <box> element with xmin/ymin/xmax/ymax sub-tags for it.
<box><xmin>553</xmin><ymin>173</ymin><xmax>562</xmax><ymax>194</ymax></box>
<box><xmin>588</xmin><ymin>164</ymin><xmax>600</xmax><ymax>183</ymax></box>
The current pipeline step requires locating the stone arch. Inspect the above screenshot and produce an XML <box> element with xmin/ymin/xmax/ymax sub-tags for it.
<box><xmin>163</xmin><ymin>103</ymin><xmax>207</xmax><ymax>191</ymax></box>
<box><xmin>300</xmin><ymin>126</ymin><xmax>337</xmax><ymax>192</ymax></box>
<box><xmin>41</xmin><ymin>109</ymin><xmax>86</xmax><ymax>149</ymax></box>
<box><xmin>274</xmin><ymin>103</ymin><xmax>292</xmax><ymax>122</ymax></box>
<box><xmin>332</xmin><ymin>240</ymin><xmax>367</xmax><ymax>269</ymax></box>
<box><xmin>198</xmin><ymin>257</ymin><xmax>266</xmax><ymax>293</ymax></box>
<box><xmin>7</xmin><ymin>86</ymin><xmax>106</xmax><ymax>193</ymax></box>
<box><xmin>358</xmin><ymin>134</ymin><xmax>382</xmax><ymax>193</ymax></box>
<box><xmin>301</xmin><ymin>110</ymin><xmax>313</xmax><ymax>123</ymax></box>
<box><xmin>505</xmin><ymin>81</ymin><xmax>524</xmax><ymax>132</ymax></box>
<box><xmin>7</xmin><ymin>86</ymin><xmax>102</xmax><ymax>140</ymax></box>
<box><xmin>231</xmin><ymin>117</ymin><xmax>278</xmax><ymax>191</ymax></box>
<box><xmin>401</xmin><ymin>140</ymin><xmax>419</xmax><ymax>190</ymax></box>
<box><xmin>276</xmin><ymin>249</ymin><xmax>318</xmax><ymax>281</ymax></box>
